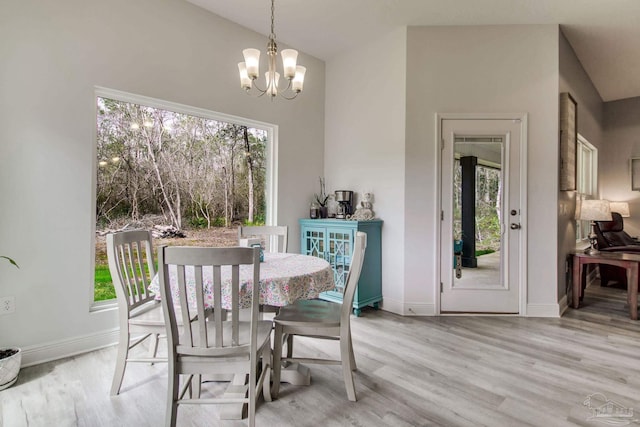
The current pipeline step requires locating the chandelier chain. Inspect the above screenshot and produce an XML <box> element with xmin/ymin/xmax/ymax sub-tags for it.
<box><xmin>270</xmin><ymin>0</ymin><xmax>276</xmax><ymax>41</ymax></box>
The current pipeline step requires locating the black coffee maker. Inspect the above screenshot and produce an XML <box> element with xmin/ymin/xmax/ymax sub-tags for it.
<box><xmin>334</xmin><ymin>190</ymin><xmax>353</xmax><ymax>219</ymax></box>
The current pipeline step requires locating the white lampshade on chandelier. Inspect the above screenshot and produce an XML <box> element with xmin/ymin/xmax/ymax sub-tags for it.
<box><xmin>238</xmin><ymin>0</ymin><xmax>306</xmax><ymax>100</ymax></box>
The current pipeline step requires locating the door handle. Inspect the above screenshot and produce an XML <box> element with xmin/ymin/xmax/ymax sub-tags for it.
<box><xmin>510</xmin><ymin>223</ymin><xmax>521</xmax><ymax>230</ymax></box>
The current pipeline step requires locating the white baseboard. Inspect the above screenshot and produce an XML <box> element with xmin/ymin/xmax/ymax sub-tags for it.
<box><xmin>381</xmin><ymin>298</ymin><xmax>436</xmax><ymax>316</ymax></box>
<box><xmin>403</xmin><ymin>303</ymin><xmax>436</xmax><ymax>316</ymax></box>
<box><xmin>384</xmin><ymin>297</ymin><xmax>560</xmax><ymax>317</ymax></box>
<box><xmin>558</xmin><ymin>294</ymin><xmax>569</xmax><ymax>316</ymax></box>
<box><xmin>377</xmin><ymin>298</ymin><xmax>402</xmax><ymax>315</ymax></box>
<box><xmin>21</xmin><ymin>328</ymin><xmax>119</xmax><ymax>367</ymax></box>
<box><xmin>526</xmin><ymin>303</ymin><xmax>561</xmax><ymax>317</ymax></box>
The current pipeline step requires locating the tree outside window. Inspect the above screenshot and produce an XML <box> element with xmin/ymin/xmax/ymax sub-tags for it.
<box><xmin>94</xmin><ymin>96</ymin><xmax>268</xmax><ymax>302</ymax></box>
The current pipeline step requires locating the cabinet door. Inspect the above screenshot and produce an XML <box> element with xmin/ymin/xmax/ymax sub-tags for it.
<box><xmin>301</xmin><ymin>226</ymin><xmax>326</xmax><ymax>259</ymax></box>
<box><xmin>326</xmin><ymin>227</ymin><xmax>353</xmax><ymax>294</ymax></box>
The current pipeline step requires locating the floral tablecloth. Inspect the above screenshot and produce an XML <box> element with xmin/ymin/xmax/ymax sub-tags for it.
<box><xmin>149</xmin><ymin>252</ymin><xmax>335</xmax><ymax>309</ymax></box>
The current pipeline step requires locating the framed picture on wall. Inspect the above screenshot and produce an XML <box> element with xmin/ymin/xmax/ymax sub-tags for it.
<box><xmin>631</xmin><ymin>158</ymin><xmax>640</xmax><ymax>190</ymax></box>
<box><xmin>559</xmin><ymin>92</ymin><xmax>577</xmax><ymax>191</ymax></box>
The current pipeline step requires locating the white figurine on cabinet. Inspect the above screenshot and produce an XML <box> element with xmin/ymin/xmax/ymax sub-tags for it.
<box><xmin>348</xmin><ymin>192</ymin><xmax>375</xmax><ymax>220</ymax></box>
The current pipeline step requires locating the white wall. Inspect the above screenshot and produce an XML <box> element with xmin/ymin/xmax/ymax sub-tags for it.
<box><xmin>558</xmin><ymin>31</ymin><xmax>604</xmax><ymax>304</ymax></box>
<box><xmin>601</xmin><ymin>97</ymin><xmax>640</xmax><ymax>237</ymax></box>
<box><xmin>1</xmin><ymin>2</ymin><xmax>578</xmax><ymax>365</ymax></box>
<box><xmin>324</xmin><ymin>28</ymin><xmax>407</xmax><ymax>314</ymax></box>
<box><xmin>405</xmin><ymin>25</ymin><xmax>560</xmax><ymax>315</ymax></box>
<box><xmin>0</xmin><ymin>0</ymin><xmax>325</xmax><ymax>364</ymax></box>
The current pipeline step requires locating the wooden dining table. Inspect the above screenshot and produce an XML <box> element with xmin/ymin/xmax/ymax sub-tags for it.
<box><xmin>148</xmin><ymin>251</ymin><xmax>337</xmax><ymax>420</ymax></box>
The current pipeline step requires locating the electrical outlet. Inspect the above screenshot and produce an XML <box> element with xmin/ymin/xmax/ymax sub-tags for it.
<box><xmin>0</xmin><ymin>296</ymin><xmax>15</xmax><ymax>315</ymax></box>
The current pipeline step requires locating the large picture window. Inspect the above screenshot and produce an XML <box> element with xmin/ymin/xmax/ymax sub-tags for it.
<box><xmin>92</xmin><ymin>88</ymin><xmax>276</xmax><ymax>304</ymax></box>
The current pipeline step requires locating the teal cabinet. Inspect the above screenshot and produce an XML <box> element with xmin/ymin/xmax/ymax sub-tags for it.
<box><xmin>299</xmin><ymin>219</ymin><xmax>382</xmax><ymax>316</ymax></box>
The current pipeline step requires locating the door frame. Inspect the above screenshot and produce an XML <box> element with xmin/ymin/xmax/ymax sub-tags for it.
<box><xmin>434</xmin><ymin>113</ymin><xmax>529</xmax><ymax>316</ymax></box>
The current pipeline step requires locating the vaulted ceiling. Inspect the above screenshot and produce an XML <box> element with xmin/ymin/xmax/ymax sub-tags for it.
<box><xmin>186</xmin><ymin>0</ymin><xmax>640</xmax><ymax>102</ymax></box>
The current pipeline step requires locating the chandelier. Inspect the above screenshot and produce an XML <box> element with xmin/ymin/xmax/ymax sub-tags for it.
<box><xmin>237</xmin><ymin>0</ymin><xmax>306</xmax><ymax>100</ymax></box>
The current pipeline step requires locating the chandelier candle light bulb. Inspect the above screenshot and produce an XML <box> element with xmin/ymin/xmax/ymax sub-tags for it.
<box><xmin>292</xmin><ymin>66</ymin><xmax>306</xmax><ymax>92</ymax></box>
<box><xmin>266</xmin><ymin>71</ymin><xmax>280</xmax><ymax>97</ymax></box>
<box><xmin>237</xmin><ymin>0</ymin><xmax>305</xmax><ymax>100</ymax></box>
<box><xmin>238</xmin><ymin>63</ymin><xmax>251</xmax><ymax>90</ymax></box>
<box><xmin>242</xmin><ymin>49</ymin><xmax>260</xmax><ymax>79</ymax></box>
<box><xmin>281</xmin><ymin>49</ymin><xmax>298</xmax><ymax>78</ymax></box>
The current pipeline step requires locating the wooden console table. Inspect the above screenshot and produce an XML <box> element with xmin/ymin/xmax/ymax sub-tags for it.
<box><xmin>572</xmin><ymin>251</ymin><xmax>640</xmax><ymax>320</ymax></box>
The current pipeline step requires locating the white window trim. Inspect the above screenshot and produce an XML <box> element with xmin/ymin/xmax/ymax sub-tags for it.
<box><xmin>576</xmin><ymin>134</ymin><xmax>598</xmax><ymax>243</ymax></box>
<box><xmin>577</xmin><ymin>134</ymin><xmax>598</xmax><ymax>196</ymax></box>
<box><xmin>90</xmin><ymin>87</ymin><xmax>278</xmax><ymax>311</ymax></box>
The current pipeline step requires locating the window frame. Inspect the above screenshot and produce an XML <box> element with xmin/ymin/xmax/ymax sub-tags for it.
<box><xmin>90</xmin><ymin>87</ymin><xmax>278</xmax><ymax>311</ymax></box>
<box><xmin>575</xmin><ymin>134</ymin><xmax>598</xmax><ymax>242</ymax></box>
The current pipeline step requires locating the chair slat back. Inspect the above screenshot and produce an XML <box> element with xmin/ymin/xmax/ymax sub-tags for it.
<box><xmin>341</xmin><ymin>232</ymin><xmax>367</xmax><ymax>319</ymax></box>
<box><xmin>238</xmin><ymin>225</ymin><xmax>288</xmax><ymax>253</ymax></box>
<box><xmin>107</xmin><ymin>230</ymin><xmax>156</xmax><ymax>313</ymax></box>
<box><xmin>159</xmin><ymin>246</ymin><xmax>261</xmax><ymax>358</ymax></box>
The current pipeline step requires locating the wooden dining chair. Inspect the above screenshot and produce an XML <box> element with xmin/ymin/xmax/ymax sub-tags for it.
<box><xmin>107</xmin><ymin>230</ymin><xmax>166</xmax><ymax>396</ymax></box>
<box><xmin>238</xmin><ymin>225</ymin><xmax>289</xmax><ymax>315</ymax></box>
<box><xmin>238</xmin><ymin>225</ymin><xmax>288</xmax><ymax>253</ymax></box>
<box><xmin>272</xmin><ymin>231</ymin><xmax>367</xmax><ymax>401</ymax></box>
<box><xmin>158</xmin><ymin>245</ymin><xmax>272</xmax><ymax>427</ymax></box>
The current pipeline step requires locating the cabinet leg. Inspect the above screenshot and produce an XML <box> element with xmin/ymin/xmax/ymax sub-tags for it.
<box><xmin>353</xmin><ymin>308</ymin><xmax>361</xmax><ymax>317</ymax></box>
<box><xmin>373</xmin><ymin>302</ymin><xmax>380</xmax><ymax>310</ymax></box>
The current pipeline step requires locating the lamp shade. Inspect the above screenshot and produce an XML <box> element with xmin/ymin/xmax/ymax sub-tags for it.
<box><xmin>265</xmin><ymin>71</ymin><xmax>280</xmax><ymax>97</ymax></box>
<box><xmin>280</xmin><ymin>49</ymin><xmax>298</xmax><ymax>79</ymax></box>
<box><xmin>577</xmin><ymin>199</ymin><xmax>612</xmax><ymax>221</ymax></box>
<box><xmin>292</xmin><ymin>66</ymin><xmax>306</xmax><ymax>92</ymax></box>
<box><xmin>609</xmin><ymin>201</ymin><xmax>630</xmax><ymax>217</ymax></box>
<box><xmin>242</xmin><ymin>48</ymin><xmax>260</xmax><ymax>79</ymax></box>
<box><xmin>238</xmin><ymin>62</ymin><xmax>252</xmax><ymax>90</ymax></box>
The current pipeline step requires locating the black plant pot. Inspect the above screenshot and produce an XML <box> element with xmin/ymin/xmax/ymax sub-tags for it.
<box><xmin>319</xmin><ymin>206</ymin><xmax>328</xmax><ymax>218</ymax></box>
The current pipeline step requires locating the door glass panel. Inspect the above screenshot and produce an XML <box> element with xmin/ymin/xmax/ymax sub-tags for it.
<box><xmin>304</xmin><ymin>229</ymin><xmax>325</xmax><ymax>257</ymax></box>
<box><xmin>328</xmin><ymin>230</ymin><xmax>351</xmax><ymax>293</ymax></box>
<box><xmin>452</xmin><ymin>136</ymin><xmax>503</xmax><ymax>289</ymax></box>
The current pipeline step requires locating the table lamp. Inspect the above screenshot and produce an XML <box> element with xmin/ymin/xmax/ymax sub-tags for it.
<box><xmin>577</xmin><ymin>199</ymin><xmax>612</xmax><ymax>254</ymax></box>
<box><xmin>609</xmin><ymin>201</ymin><xmax>630</xmax><ymax>218</ymax></box>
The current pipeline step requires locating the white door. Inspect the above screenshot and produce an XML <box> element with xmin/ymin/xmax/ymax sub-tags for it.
<box><xmin>440</xmin><ymin>118</ymin><xmax>523</xmax><ymax>313</ymax></box>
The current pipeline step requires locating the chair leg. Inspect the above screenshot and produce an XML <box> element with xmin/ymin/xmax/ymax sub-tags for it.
<box><xmin>166</xmin><ymin>369</ymin><xmax>179</xmax><ymax>427</ymax></box>
<box><xmin>249</xmin><ymin>355</ymin><xmax>257</xmax><ymax>427</ymax></box>
<box><xmin>110</xmin><ymin>328</ymin><xmax>130</xmax><ymax>396</ymax></box>
<box><xmin>340</xmin><ymin>328</ymin><xmax>357</xmax><ymax>402</ymax></box>
<box><xmin>272</xmin><ymin>323</ymin><xmax>283</xmax><ymax>398</ymax></box>
<box><xmin>348</xmin><ymin>331</ymin><xmax>357</xmax><ymax>371</ymax></box>
<box><xmin>262</xmin><ymin>344</ymin><xmax>272</xmax><ymax>402</ymax></box>
<box><xmin>148</xmin><ymin>333</ymin><xmax>159</xmax><ymax>364</ymax></box>
<box><xmin>286</xmin><ymin>333</ymin><xmax>293</xmax><ymax>359</ymax></box>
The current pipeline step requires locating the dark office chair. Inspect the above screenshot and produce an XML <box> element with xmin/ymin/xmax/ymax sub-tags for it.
<box><xmin>595</xmin><ymin>212</ymin><xmax>640</xmax><ymax>248</ymax></box>
<box><xmin>593</xmin><ymin>212</ymin><xmax>640</xmax><ymax>287</ymax></box>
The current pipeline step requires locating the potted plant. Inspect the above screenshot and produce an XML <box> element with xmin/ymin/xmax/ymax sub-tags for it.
<box><xmin>0</xmin><ymin>256</ymin><xmax>21</xmax><ymax>391</ymax></box>
<box><xmin>315</xmin><ymin>177</ymin><xmax>329</xmax><ymax>218</ymax></box>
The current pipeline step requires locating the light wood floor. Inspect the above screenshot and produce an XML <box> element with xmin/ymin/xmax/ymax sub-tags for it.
<box><xmin>2</xmin><ymin>284</ymin><xmax>640</xmax><ymax>427</ymax></box>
